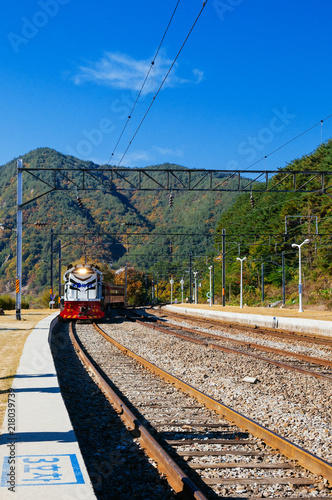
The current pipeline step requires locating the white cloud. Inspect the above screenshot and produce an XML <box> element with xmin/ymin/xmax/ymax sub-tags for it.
<box><xmin>73</xmin><ymin>50</ymin><xmax>204</xmax><ymax>92</ymax></box>
<box><xmin>108</xmin><ymin>149</ymin><xmax>152</xmax><ymax>167</ymax></box>
<box><xmin>105</xmin><ymin>146</ymin><xmax>185</xmax><ymax>167</ymax></box>
<box><xmin>153</xmin><ymin>146</ymin><xmax>184</xmax><ymax>157</ymax></box>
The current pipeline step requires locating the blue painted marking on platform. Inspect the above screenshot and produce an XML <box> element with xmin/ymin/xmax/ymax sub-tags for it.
<box><xmin>1</xmin><ymin>454</ymin><xmax>85</xmax><ymax>487</ymax></box>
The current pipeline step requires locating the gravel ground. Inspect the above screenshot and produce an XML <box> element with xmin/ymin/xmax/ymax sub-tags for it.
<box><xmin>51</xmin><ymin>321</ymin><xmax>175</xmax><ymax>500</ymax></box>
<box><xmin>76</xmin><ymin>321</ymin><xmax>331</xmax><ymax>498</ymax></box>
<box><xmin>158</xmin><ymin>315</ymin><xmax>332</xmax><ymax>361</ymax></box>
<box><xmin>100</xmin><ymin>318</ymin><xmax>332</xmax><ymax>469</ymax></box>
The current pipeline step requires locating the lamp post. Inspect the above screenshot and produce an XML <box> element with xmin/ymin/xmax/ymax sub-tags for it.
<box><xmin>236</xmin><ymin>256</ymin><xmax>247</xmax><ymax>308</ymax></box>
<box><xmin>170</xmin><ymin>277</ymin><xmax>174</xmax><ymax>304</ymax></box>
<box><xmin>291</xmin><ymin>239</ymin><xmax>310</xmax><ymax>312</ymax></box>
<box><xmin>180</xmin><ymin>279</ymin><xmax>184</xmax><ymax>304</ymax></box>
<box><xmin>208</xmin><ymin>265</ymin><xmax>213</xmax><ymax>306</ymax></box>
<box><xmin>193</xmin><ymin>271</ymin><xmax>198</xmax><ymax>304</ymax></box>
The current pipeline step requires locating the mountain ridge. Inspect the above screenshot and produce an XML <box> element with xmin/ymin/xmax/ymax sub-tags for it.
<box><xmin>0</xmin><ymin>147</ymin><xmax>239</xmax><ymax>297</ymax></box>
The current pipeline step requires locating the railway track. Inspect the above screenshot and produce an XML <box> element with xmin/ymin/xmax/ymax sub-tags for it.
<box><xmin>121</xmin><ymin>310</ymin><xmax>332</xmax><ymax>383</ymax></box>
<box><xmin>70</xmin><ymin>318</ymin><xmax>332</xmax><ymax>498</ymax></box>
<box><xmin>152</xmin><ymin>309</ymin><xmax>332</xmax><ymax>348</ymax></box>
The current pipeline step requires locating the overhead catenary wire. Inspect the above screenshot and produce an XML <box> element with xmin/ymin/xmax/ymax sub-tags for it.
<box><xmin>115</xmin><ymin>0</ymin><xmax>209</xmax><ymax>168</ymax></box>
<box><xmin>107</xmin><ymin>0</ymin><xmax>182</xmax><ymax>165</ymax></box>
<box><xmin>245</xmin><ymin>112</ymin><xmax>332</xmax><ymax>172</ymax></box>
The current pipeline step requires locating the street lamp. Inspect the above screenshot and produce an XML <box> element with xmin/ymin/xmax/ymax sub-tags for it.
<box><xmin>236</xmin><ymin>256</ymin><xmax>247</xmax><ymax>308</ymax></box>
<box><xmin>208</xmin><ymin>265</ymin><xmax>213</xmax><ymax>307</ymax></box>
<box><xmin>291</xmin><ymin>239</ymin><xmax>310</xmax><ymax>312</ymax></box>
<box><xmin>170</xmin><ymin>277</ymin><xmax>174</xmax><ymax>304</ymax></box>
<box><xmin>193</xmin><ymin>271</ymin><xmax>198</xmax><ymax>304</ymax></box>
<box><xmin>180</xmin><ymin>279</ymin><xmax>184</xmax><ymax>304</ymax></box>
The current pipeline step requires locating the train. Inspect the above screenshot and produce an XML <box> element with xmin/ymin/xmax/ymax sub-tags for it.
<box><xmin>59</xmin><ymin>264</ymin><xmax>125</xmax><ymax>321</ymax></box>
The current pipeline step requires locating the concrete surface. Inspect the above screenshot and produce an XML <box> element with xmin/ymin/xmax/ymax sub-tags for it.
<box><xmin>164</xmin><ymin>305</ymin><xmax>332</xmax><ymax>338</ymax></box>
<box><xmin>0</xmin><ymin>313</ymin><xmax>96</xmax><ymax>499</ymax></box>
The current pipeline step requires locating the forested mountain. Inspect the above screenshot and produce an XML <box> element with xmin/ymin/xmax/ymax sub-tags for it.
<box><xmin>1</xmin><ymin>140</ymin><xmax>332</xmax><ymax>308</ymax></box>
<box><xmin>0</xmin><ymin>148</ymin><xmax>239</xmax><ymax>298</ymax></box>
<box><xmin>214</xmin><ymin>139</ymin><xmax>332</xmax><ymax>308</ymax></box>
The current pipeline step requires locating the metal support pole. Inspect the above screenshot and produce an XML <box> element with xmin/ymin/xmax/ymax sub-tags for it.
<box><xmin>299</xmin><ymin>245</ymin><xmax>303</xmax><ymax>313</ymax></box>
<box><xmin>189</xmin><ymin>252</ymin><xmax>192</xmax><ymax>303</ymax></box>
<box><xmin>145</xmin><ymin>268</ymin><xmax>147</xmax><ymax>304</ymax></box>
<box><xmin>240</xmin><ymin>260</ymin><xmax>244</xmax><ymax>308</ymax></box>
<box><xmin>50</xmin><ymin>228</ymin><xmax>54</xmax><ymax>309</ymax></box>
<box><xmin>222</xmin><ymin>229</ymin><xmax>226</xmax><ymax>306</ymax></box>
<box><xmin>180</xmin><ymin>279</ymin><xmax>184</xmax><ymax>304</ymax></box>
<box><xmin>58</xmin><ymin>240</ymin><xmax>61</xmax><ymax>309</ymax></box>
<box><xmin>16</xmin><ymin>159</ymin><xmax>23</xmax><ymax>320</ymax></box>
<box><xmin>261</xmin><ymin>262</ymin><xmax>265</xmax><ymax>303</ymax></box>
<box><xmin>193</xmin><ymin>272</ymin><xmax>197</xmax><ymax>304</ymax></box>
<box><xmin>282</xmin><ymin>251</ymin><xmax>285</xmax><ymax>305</ymax></box>
<box><xmin>170</xmin><ymin>277</ymin><xmax>174</xmax><ymax>304</ymax></box>
<box><xmin>124</xmin><ymin>263</ymin><xmax>128</xmax><ymax>307</ymax></box>
<box><xmin>292</xmin><ymin>239</ymin><xmax>309</xmax><ymax>313</ymax></box>
<box><xmin>237</xmin><ymin>256</ymin><xmax>246</xmax><ymax>309</ymax></box>
<box><xmin>151</xmin><ymin>281</ymin><xmax>155</xmax><ymax>304</ymax></box>
<box><xmin>212</xmin><ymin>262</ymin><xmax>215</xmax><ymax>305</ymax></box>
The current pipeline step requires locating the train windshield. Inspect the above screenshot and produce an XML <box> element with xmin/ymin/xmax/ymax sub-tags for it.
<box><xmin>64</xmin><ymin>266</ymin><xmax>102</xmax><ymax>301</ymax></box>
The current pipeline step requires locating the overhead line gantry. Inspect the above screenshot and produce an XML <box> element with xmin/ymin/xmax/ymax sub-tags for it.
<box><xmin>16</xmin><ymin>165</ymin><xmax>332</xmax><ymax>208</ymax></box>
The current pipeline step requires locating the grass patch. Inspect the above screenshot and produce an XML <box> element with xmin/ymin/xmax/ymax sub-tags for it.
<box><xmin>0</xmin><ymin>309</ymin><xmax>52</xmax><ymax>432</ymax></box>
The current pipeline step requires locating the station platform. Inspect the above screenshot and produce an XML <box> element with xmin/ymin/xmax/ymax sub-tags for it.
<box><xmin>164</xmin><ymin>304</ymin><xmax>332</xmax><ymax>339</ymax></box>
<box><xmin>0</xmin><ymin>313</ymin><xmax>96</xmax><ymax>499</ymax></box>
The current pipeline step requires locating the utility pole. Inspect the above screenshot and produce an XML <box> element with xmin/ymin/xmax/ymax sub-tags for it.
<box><xmin>212</xmin><ymin>262</ymin><xmax>215</xmax><ymax>305</ymax></box>
<box><xmin>222</xmin><ymin>229</ymin><xmax>226</xmax><ymax>306</ymax></box>
<box><xmin>16</xmin><ymin>159</ymin><xmax>23</xmax><ymax>320</ymax></box>
<box><xmin>124</xmin><ymin>263</ymin><xmax>128</xmax><ymax>307</ymax></box>
<box><xmin>282</xmin><ymin>251</ymin><xmax>285</xmax><ymax>305</ymax></box>
<box><xmin>237</xmin><ymin>256</ymin><xmax>247</xmax><ymax>308</ymax></box>
<box><xmin>189</xmin><ymin>252</ymin><xmax>192</xmax><ymax>303</ymax></box>
<box><xmin>58</xmin><ymin>240</ymin><xmax>61</xmax><ymax>309</ymax></box>
<box><xmin>261</xmin><ymin>261</ymin><xmax>265</xmax><ymax>303</ymax></box>
<box><xmin>50</xmin><ymin>228</ymin><xmax>54</xmax><ymax>309</ymax></box>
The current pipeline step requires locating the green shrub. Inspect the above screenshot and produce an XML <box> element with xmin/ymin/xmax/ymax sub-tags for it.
<box><xmin>0</xmin><ymin>295</ymin><xmax>15</xmax><ymax>309</ymax></box>
<box><xmin>0</xmin><ymin>295</ymin><xmax>30</xmax><ymax>309</ymax></box>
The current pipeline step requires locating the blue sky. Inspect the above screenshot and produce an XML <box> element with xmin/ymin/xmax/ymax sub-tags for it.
<box><xmin>1</xmin><ymin>0</ymin><xmax>332</xmax><ymax>172</ymax></box>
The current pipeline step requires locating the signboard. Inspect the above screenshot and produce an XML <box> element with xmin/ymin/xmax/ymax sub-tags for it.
<box><xmin>1</xmin><ymin>454</ymin><xmax>84</xmax><ymax>487</ymax></box>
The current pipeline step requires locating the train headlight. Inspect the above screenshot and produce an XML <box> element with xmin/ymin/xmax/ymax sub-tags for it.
<box><xmin>78</xmin><ymin>267</ymin><xmax>88</xmax><ymax>274</ymax></box>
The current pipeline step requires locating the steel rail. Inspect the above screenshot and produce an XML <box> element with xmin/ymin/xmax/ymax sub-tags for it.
<box><xmin>157</xmin><ymin>320</ymin><xmax>332</xmax><ymax>368</ymax></box>
<box><xmin>134</xmin><ymin>310</ymin><xmax>332</xmax><ymax>369</ymax></box>
<box><xmin>69</xmin><ymin>323</ymin><xmax>208</xmax><ymax>500</ymax></box>
<box><xmin>132</xmin><ymin>317</ymin><xmax>332</xmax><ymax>383</ymax></box>
<box><xmin>132</xmin><ymin>311</ymin><xmax>332</xmax><ymax>369</ymax></box>
<box><xmin>160</xmin><ymin>310</ymin><xmax>332</xmax><ymax>347</ymax></box>
<box><xmin>93</xmin><ymin>322</ymin><xmax>332</xmax><ymax>482</ymax></box>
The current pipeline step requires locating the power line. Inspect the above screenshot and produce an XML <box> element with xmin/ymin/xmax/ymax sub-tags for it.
<box><xmin>107</xmin><ymin>0</ymin><xmax>182</xmax><ymax>165</ymax></box>
<box><xmin>246</xmin><ymin>112</ymin><xmax>332</xmax><ymax>171</ymax></box>
<box><xmin>116</xmin><ymin>0</ymin><xmax>209</xmax><ymax>168</ymax></box>
<box><xmin>219</xmin><ymin>113</ymin><xmax>332</xmax><ymax>192</ymax></box>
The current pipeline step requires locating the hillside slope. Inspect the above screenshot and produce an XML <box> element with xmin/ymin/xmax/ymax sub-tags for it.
<box><xmin>0</xmin><ymin>148</ymin><xmax>239</xmax><ymax>295</ymax></box>
<box><xmin>214</xmin><ymin>139</ymin><xmax>332</xmax><ymax>307</ymax></box>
